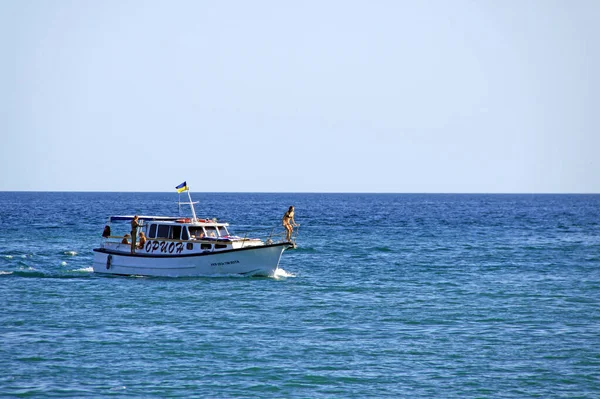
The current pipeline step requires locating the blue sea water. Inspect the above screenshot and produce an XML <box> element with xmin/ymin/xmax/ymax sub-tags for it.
<box><xmin>1</xmin><ymin>192</ymin><xmax>599</xmax><ymax>398</ymax></box>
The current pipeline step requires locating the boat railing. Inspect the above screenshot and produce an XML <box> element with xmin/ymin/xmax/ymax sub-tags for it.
<box><xmin>235</xmin><ymin>225</ymin><xmax>300</xmax><ymax>248</ymax></box>
<box><xmin>100</xmin><ymin>225</ymin><xmax>299</xmax><ymax>249</ymax></box>
<box><xmin>101</xmin><ymin>236</ymin><xmax>132</xmax><ymax>249</ymax></box>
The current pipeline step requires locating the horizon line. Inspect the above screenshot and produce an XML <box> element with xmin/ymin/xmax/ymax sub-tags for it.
<box><xmin>1</xmin><ymin>190</ymin><xmax>599</xmax><ymax>195</ymax></box>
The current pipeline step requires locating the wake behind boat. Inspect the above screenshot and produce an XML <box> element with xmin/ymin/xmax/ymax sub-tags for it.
<box><xmin>92</xmin><ymin>183</ymin><xmax>298</xmax><ymax>277</ymax></box>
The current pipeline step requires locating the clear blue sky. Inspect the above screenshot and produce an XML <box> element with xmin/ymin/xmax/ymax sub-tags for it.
<box><xmin>2</xmin><ymin>0</ymin><xmax>598</xmax><ymax>193</ymax></box>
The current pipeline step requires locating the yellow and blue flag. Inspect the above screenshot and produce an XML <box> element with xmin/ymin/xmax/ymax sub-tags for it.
<box><xmin>175</xmin><ymin>181</ymin><xmax>188</xmax><ymax>193</ymax></box>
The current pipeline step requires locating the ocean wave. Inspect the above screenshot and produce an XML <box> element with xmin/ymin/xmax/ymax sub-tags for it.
<box><xmin>7</xmin><ymin>270</ymin><xmax>92</xmax><ymax>279</ymax></box>
<box><xmin>292</xmin><ymin>246</ymin><xmax>317</xmax><ymax>253</ymax></box>
<box><xmin>11</xmin><ymin>270</ymin><xmax>47</xmax><ymax>278</ymax></box>
<box><xmin>0</xmin><ymin>253</ymin><xmax>32</xmax><ymax>260</ymax></box>
<box><xmin>63</xmin><ymin>251</ymin><xmax>78</xmax><ymax>256</ymax></box>
<box><xmin>373</xmin><ymin>246</ymin><xmax>392</xmax><ymax>252</ymax></box>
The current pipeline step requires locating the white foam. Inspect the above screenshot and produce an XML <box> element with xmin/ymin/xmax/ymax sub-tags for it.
<box><xmin>72</xmin><ymin>267</ymin><xmax>93</xmax><ymax>273</ymax></box>
<box><xmin>64</xmin><ymin>251</ymin><xmax>77</xmax><ymax>256</ymax></box>
<box><xmin>0</xmin><ymin>271</ymin><xmax>13</xmax><ymax>275</ymax></box>
<box><xmin>3</xmin><ymin>255</ymin><xmax>13</xmax><ymax>259</ymax></box>
<box><xmin>60</xmin><ymin>261</ymin><xmax>68</xmax><ymax>266</ymax></box>
<box><xmin>273</xmin><ymin>268</ymin><xmax>296</xmax><ymax>278</ymax></box>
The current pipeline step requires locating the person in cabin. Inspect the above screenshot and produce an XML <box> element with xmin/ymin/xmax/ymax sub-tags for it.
<box><xmin>282</xmin><ymin>206</ymin><xmax>298</xmax><ymax>242</ymax></box>
<box><xmin>130</xmin><ymin>215</ymin><xmax>140</xmax><ymax>253</ymax></box>
<box><xmin>102</xmin><ymin>225</ymin><xmax>111</xmax><ymax>238</ymax></box>
<box><xmin>137</xmin><ymin>232</ymin><xmax>147</xmax><ymax>250</ymax></box>
<box><xmin>121</xmin><ymin>234</ymin><xmax>130</xmax><ymax>245</ymax></box>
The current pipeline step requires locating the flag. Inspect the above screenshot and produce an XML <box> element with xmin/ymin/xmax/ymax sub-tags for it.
<box><xmin>175</xmin><ymin>181</ymin><xmax>188</xmax><ymax>193</ymax></box>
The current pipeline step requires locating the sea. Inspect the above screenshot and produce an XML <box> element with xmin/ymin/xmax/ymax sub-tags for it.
<box><xmin>1</xmin><ymin>192</ymin><xmax>599</xmax><ymax>398</ymax></box>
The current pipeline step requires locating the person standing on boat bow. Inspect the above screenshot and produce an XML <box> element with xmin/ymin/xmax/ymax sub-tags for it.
<box><xmin>282</xmin><ymin>206</ymin><xmax>298</xmax><ymax>242</ymax></box>
<box><xmin>130</xmin><ymin>215</ymin><xmax>140</xmax><ymax>253</ymax></box>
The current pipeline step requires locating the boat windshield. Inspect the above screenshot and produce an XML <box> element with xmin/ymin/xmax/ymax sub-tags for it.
<box><xmin>205</xmin><ymin>226</ymin><xmax>218</xmax><ymax>237</ymax></box>
<box><xmin>188</xmin><ymin>227</ymin><xmax>205</xmax><ymax>239</ymax></box>
<box><xmin>187</xmin><ymin>225</ymin><xmax>228</xmax><ymax>238</ymax></box>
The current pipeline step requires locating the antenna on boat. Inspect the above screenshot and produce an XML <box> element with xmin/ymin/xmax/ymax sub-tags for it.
<box><xmin>176</xmin><ymin>182</ymin><xmax>199</xmax><ymax>222</ymax></box>
<box><xmin>186</xmin><ymin>189</ymin><xmax>198</xmax><ymax>222</ymax></box>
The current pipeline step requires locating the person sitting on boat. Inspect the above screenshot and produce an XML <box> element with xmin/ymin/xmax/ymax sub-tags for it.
<box><xmin>121</xmin><ymin>234</ymin><xmax>130</xmax><ymax>245</ymax></box>
<box><xmin>137</xmin><ymin>231</ymin><xmax>147</xmax><ymax>250</ymax></box>
<box><xmin>102</xmin><ymin>225</ymin><xmax>111</xmax><ymax>238</ymax></box>
<box><xmin>131</xmin><ymin>215</ymin><xmax>140</xmax><ymax>253</ymax></box>
<box><xmin>282</xmin><ymin>206</ymin><xmax>298</xmax><ymax>242</ymax></box>
<box><xmin>190</xmin><ymin>231</ymin><xmax>204</xmax><ymax>240</ymax></box>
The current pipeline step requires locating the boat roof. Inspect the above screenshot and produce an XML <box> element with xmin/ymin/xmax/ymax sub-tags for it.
<box><xmin>108</xmin><ymin>215</ymin><xmax>227</xmax><ymax>225</ymax></box>
<box><xmin>109</xmin><ymin>215</ymin><xmax>182</xmax><ymax>222</ymax></box>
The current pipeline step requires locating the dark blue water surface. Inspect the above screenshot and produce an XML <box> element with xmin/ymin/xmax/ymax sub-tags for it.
<box><xmin>1</xmin><ymin>192</ymin><xmax>599</xmax><ymax>398</ymax></box>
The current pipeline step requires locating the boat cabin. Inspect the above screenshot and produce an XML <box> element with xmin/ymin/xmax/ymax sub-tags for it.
<box><xmin>145</xmin><ymin>222</ymin><xmax>224</xmax><ymax>240</ymax></box>
<box><xmin>101</xmin><ymin>216</ymin><xmax>262</xmax><ymax>255</ymax></box>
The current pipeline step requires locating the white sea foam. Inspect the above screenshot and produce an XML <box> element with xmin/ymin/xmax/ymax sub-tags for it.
<box><xmin>3</xmin><ymin>255</ymin><xmax>13</xmax><ymax>259</ymax></box>
<box><xmin>73</xmin><ymin>267</ymin><xmax>93</xmax><ymax>273</ymax></box>
<box><xmin>0</xmin><ymin>271</ymin><xmax>13</xmax><ymax>275</ymax></box>
<box><xmin>273</xmin><ymin>268</ymin><xmax>296</xmax><ymax>278</ymax></box>
<box><xmin>61</xmin><ymin>261</ymin><xmax>68</xmax><ymax>266</ymax></box>
<box><xmin>64</xmin><ymin>251</ymin><xmax>78</xmax><ymax>256</ymax></box>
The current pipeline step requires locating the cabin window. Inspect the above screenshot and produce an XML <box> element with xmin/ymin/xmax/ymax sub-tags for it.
<box><xmin>186</xmin><ymin>243</ymin><xmax>194</xmax><ymax>250</ymax></box>
<box><xmin>149</xmin><ymin>224</ymin><xmax>157</xmax><ymax>239</ymax></box>
<box><xmin>205</xmin><ymin>226</ymin><xmax>218</xmax><ymax>238</ymax></box>
<box><xmin>171</xmin><ymin>225</ymin><xmax>182</xmax><ymax>240</ymax></box>
<box><xmin>182</xmin><ymin>227</ymin><xmax>190</xmax><ymax>240</ymax></box>
<box><xmin>157</xmin><ymin>225</ymin><xmax>170</xmax><ymax>239</ymax></box>
<box><xmin>218</xmin><ymin>226</ymin><xmax>228</xmax><ymax>237</ymax></box>
<box><xmin>215</xmin><ymin>244</ymin><xmax>227</xmax><ymax>249</ymax></box>
<box><xmin>188</xmin><ymin>227</ymin><xmax>205</xmax><ymax>239</ymax></box>
<box><xmin>201</xmin><ymin>243</ymin><xmax>212</xmax><ymax>250</ymax></box>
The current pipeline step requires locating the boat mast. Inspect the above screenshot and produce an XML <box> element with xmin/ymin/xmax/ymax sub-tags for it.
<box><xmin>177</xmin><ymin>188</ymin><xmax>199</xmax><ymax>222</ymax></box>
<box><xmin>187</xmin><ymin>189</ymin><xmax>198</xmax><ymax>222</ymax></box>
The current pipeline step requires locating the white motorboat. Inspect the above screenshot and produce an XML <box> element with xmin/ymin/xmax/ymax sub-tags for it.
<box><xmin>92</xmin><ymin>185</ymin><xmax>297</xmax><ymax>277</ymax></box>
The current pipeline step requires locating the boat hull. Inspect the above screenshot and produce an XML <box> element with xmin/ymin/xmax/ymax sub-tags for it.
<box><xmin>92</xmin><ymin>243</ymin><xmax>290</xmax><ymax>277</ymax></box>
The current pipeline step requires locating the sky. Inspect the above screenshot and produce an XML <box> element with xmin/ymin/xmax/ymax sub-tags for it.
<box><xmin>1</xmin><ymin>0</ymin><xmax>599</xmax><ymax>193</ymax></box>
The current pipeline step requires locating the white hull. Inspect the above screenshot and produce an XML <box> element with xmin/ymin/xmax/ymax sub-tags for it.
<box><xmin>93</xmin><ymin>243</ymin><xmax>290</xmax><ymax>277</ymax></box>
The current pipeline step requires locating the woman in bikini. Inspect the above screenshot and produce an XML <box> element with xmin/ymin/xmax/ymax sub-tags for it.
<box><xmin>282</xmin><ymin>206</ymin><xmax>297</xmax><ymax>242</ymax></box>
